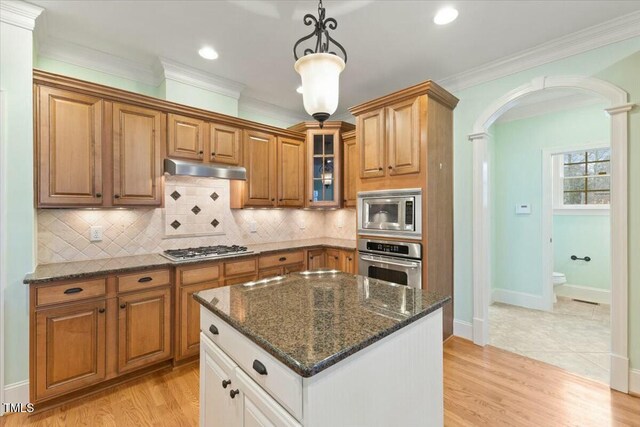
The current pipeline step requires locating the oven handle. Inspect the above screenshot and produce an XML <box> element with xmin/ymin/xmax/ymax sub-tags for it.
<box><xmin>360</xmin><ymin>255</ymin><xmax>421</xmax><ymax>269</ymax></box>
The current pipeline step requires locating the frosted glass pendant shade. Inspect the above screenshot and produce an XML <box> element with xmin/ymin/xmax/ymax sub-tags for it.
<box><xmin>294</xmin><ymin>53</ymin><xmax>345</xmax><ymax>125</ymax></box>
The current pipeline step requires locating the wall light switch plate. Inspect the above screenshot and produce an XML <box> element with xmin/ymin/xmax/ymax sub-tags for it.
<box><xmin>515</xmin><ymin>204</ymin><xmax>531</xmax><ymax>215</ymax></box>
<box><xmin>90</xmin><ymin>226</ymin><xmax>103</xmax><ymax>242</ymax></box>
<box><xmin>248</xmin><ymin>221</ymin><xmax>257</xmax><ymax>233</ymax></box>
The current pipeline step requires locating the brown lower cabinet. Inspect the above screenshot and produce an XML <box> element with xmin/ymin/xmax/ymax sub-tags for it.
<box><xmin>34</xmin><ymin>299</ymin><xmax>107</xmax><ymax>401</ymax></box>
<box><xmin>29</xmin><ymin>247</ymin><xmax>356</xmax><ymax>407</ymax></box>
<box><xmin>117</xmin><ymin>287</ymin><xmax>172</xmax><ymax>373</ymax></box>
<box><xmin>306</xmin><ymin>248</ymin><xmax>356</xmax><ymax>274</ymax></box>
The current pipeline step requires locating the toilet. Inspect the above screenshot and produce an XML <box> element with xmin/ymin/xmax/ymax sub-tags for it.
<box><xmin>552</xmin><ymin>272</ymin><xmax>567</xmax><ymax>302</ymax></box>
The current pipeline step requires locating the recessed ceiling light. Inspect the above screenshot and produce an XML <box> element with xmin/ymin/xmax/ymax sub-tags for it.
<box><xmin>296</xmin><ymin>86</ymin><xmax>304</xmax><ymax>94</ymax></box>
<box><xmin>434</xmin><ymin>7</ymin><xmax>458</xmax><ymax>25</ymax></box>
<box><xmin>198</xmin><ymin>47</ymin><xmax>218</xmax><ymax>60</ymax></box>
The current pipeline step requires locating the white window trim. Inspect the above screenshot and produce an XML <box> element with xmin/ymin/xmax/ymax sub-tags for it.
<box><xmin>553</xmin><ymin>143</ymin><xmax>610</xmax><ymax>215</ymax></box>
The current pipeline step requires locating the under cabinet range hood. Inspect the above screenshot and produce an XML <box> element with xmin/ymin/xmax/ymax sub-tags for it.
<box><xmin>163</xmin><ymin>158</ymin><xmax>247</xmax><ymax>180</ymax></box>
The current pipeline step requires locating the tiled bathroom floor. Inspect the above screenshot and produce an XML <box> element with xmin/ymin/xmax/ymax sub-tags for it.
<box><xmin>488</xmin><ymin>297</ymin><xmax>610</xmax><ymax>383</ymax></box>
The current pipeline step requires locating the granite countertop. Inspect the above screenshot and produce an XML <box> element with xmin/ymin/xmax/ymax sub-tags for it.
<box><xmin>194</xmin><ymin>272</ymin><xmax>450</xmax><ymax>377</ymax></box>
<box><xmin>24</xmin><ymin>238</ymin><xmax>356</xmax><ymax>284</ymax></box>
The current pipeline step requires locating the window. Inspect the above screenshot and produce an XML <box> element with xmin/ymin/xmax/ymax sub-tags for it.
<box><xmin>562</xmin><ymin>148</ymin><xmax>610</xmax><ymax>206</ymax></box>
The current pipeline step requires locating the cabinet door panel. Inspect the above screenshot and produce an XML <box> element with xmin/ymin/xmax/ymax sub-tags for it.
<box><xmin>236</xmin><ymin>369</ymin><xmax>301</xmax><ymax>427</ymax></box>
<box><xmin>35</xmin><ymin>300</ymin><xmax>106</xmax><ymax>400</ymax></box>
<box><xmin>244</xmin><ymin>130</ymin><xmax>276</xmax><ymax>207</ymax></box>
<box><xmin>387</xmin><ymin>97</ymin><xmax>420</xmax><ymax>175</ymax></box>
<box><xmin>113</xmin><ymin>103</ymin><xmax>164</xmax><ymax>206</ymax></box>
<box><xmin>325</xmin><ymin>249</ymin><xmax>341</xmax><ymax>270</ymax></box>
<box><xmin>38</xmin><ymin>86</ymin><xmax>103</xmax><ymax>206</ymax></box>
<box><xmin>358</xmin><ymin>109</ymin><xmax>385</xmax><ymax>179</ymax></box>
<box><xmin>118</xmin><ymin>287</ymin><xmax>171</xmax><ymax>373</ymax></box>
<box><xmin>211</xmin><ymin>123</ymin><xmax>241</xmax><ymax>165</ymax></box>
<box><xmin>178</xmin><ymin>281</ymin><xmax>221</xmax><ymax>361</ymax></box>
<box><xmin>168</xmin><ymin>113</ymin><xmax>204</xmax><ymax>160</ymax></box>
<box><xmin>307</xmin><ymin>130</ymin><xmax>341</xmax><ymax>208</ymax></box>
<box><xmin>258</xmin><ymin>267</ymin><xmax>283</xmax><ymax>280</ymax></box>
<box><xmin>307</xmin><ymin>249</ymin><xmax>325</xmax><ymax>270</ymax></box>
<box><xmin>277</xmin><ymin>137</ymin><xmax>305</xmax><ymax>207</ymax></box>
<box><xmin>200</xmin><ymin>336</ymin><xmax>242</xmax><ymax>427</ymax></box>
<box><xmin>342</xmin><ymin>133</ymin><xmax>357</xmax><ymax>207</ymax></box>
<box><xmin>340</xmin><ymin>250</ymin><xmax>356</xmax><ymax>274</ymax></box>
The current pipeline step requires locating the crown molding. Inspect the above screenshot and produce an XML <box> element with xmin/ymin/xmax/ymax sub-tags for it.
<box><xmin>0</xmin><ymin>1</ymin><xmax>43</xmax><ymax>31</ymax></box>
<box><xmin>159</xmin><ymin>58</ymin><xmax>245</xmax><ymax>100</ymax></box>
<box><xmin>438</xmin><ymin>11</ymin><xmax>640</xmax><ymax>94</ymax></box>
<box><xmin>38</xmin><ymin>37</ymin><xmax>163</xmax><ymax>86</ymax></box>
<box><xmin>238</xmin><ymin>95</ymin><xmax>308</xmax><ymax>126</ymax></box>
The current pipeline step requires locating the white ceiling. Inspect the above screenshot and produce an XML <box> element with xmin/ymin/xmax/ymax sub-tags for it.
<box><xmin>31</xmin><ymin>1</ymin><xmax>640</xmax><ymax>118</ymax></box>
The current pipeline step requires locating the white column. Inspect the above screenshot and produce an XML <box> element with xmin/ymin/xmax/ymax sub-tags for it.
<box><xmin>605</xmin><ymin>102</ymin><xmax>634</xmax><ymax>393</ymax></box>
<box><xmin>469</xmin><ymin>132</ymin><xmax>490</xmax><ymax>346</ymax></box>
<box><xmin>0</xmin><ymin>0</ymin><xmax>43</xmax><ymax>413</ymax></box>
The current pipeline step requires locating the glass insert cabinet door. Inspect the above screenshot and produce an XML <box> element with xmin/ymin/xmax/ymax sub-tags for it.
<box><xmin>308</xmin><ymin>129</ymin><xmax>341</xmax><ymax>207</ymax></box>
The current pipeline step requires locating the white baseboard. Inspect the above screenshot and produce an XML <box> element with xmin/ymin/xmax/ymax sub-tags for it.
<box><xmin>610</xmin><ymin>353</ymin><xmax>629</xmax><ymax>393</ymax></box>
<box><xmin>629</xmin><ymin>369</ymin><xmax>640</xmax><ymax>395</ymax></box>
<box><xmin>555</xmin><ymin>284</ymin><xmax>611</xmax><ymax>305</ymax></box>
<box><xmin>3</xmin><ymin>380</ymin><xmax>29</xmax><ymax>406</ymax></box>
<box><xmin>453</xmin><ymin>320</ymin><xmax>473</xmax><ymax>341</ymax></box>
<box><xmin>491</xmin><ymin>288</ymin><xmax>548</xmax><ymax>311</ymax></box>
<box><xmin>472</xmin><ymin>317</ymin><xmax>486</xmax><ymax>346</ymax></box>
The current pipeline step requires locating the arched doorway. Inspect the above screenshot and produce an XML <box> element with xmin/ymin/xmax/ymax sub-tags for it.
<box><xmin>468</xmin><ymin>75</ymin><xmax>634</xmax><ymax>392</ymax></box>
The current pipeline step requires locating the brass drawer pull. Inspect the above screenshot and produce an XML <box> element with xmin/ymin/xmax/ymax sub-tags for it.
<box><xmin>63</xmin><ymin>287</ymin><xmax>83</xmax><ymax>294</ymax></box>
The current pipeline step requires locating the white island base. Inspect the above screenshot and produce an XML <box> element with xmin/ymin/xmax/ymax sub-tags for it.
<box><xmin>200</xmin><ymin>307</ymin><xmax>444</xmax><ymax>427</ymax></box>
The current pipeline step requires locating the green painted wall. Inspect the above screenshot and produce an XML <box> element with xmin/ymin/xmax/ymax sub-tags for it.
<box><xmin>1</xmin><ymin>21</ymin><xmax>36</xmax><ymax>385</ymax></box>
<box><xmin>162</xmin><ymin>78</ymin><xmax>238</xmax><ymax>116</ymax></box>
<box><xmin>553</xmin><ymin>215</ymin><xmax>610</xmax><ymax>289</ymax></box>
<box><xmin>452</xmin><ymin>37</ymin><xmax>640</xmax><ymax>370</ymax></box>
<box><xmin>491</xmin><ymin>105</ymin><xmax>609</xmax><ymax>295</ymax></box>
<box><xmin>36</xmin><ymin>57</ymin><xmax>161</xmax><ymax>97</ymax></box>
<box><xmin>238</xmin><ymin>109</ymin><xmax>298</xmax><ymax>129</ymax></box>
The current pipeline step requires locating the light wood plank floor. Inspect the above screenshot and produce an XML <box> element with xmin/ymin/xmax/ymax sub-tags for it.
<box><xmin>2</xmin><ymin>337</ymin><xmax>638</xmax><ymax>426</ymax></box>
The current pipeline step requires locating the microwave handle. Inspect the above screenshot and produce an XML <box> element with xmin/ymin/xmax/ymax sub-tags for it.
<box><xmin>360</xmin><ymin>255</ymin><xmax>420</xmax><ymax>269</ymax></box>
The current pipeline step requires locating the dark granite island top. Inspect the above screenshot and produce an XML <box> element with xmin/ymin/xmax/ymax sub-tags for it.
<box><xmin>194</xmin><ymin>271</ymin><xmax>450</xmax><ymax>377</ymax></box>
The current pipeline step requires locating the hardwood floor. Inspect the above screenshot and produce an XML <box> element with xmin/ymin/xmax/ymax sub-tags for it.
<box><xmin>2</xmin><ymin>337</ymin><xmax>638</xmax><ymax>426</ymax></box>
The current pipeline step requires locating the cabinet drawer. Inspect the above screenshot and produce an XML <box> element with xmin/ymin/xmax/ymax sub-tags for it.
<box><xmin>259</xmin><ymin>251</ymin><xmax>304</xmax><ymax>269</ymax></box>
<box><xmin>179</xmin><ymin>264</ymin><xmax>220</xmax><ymax>286</ymax></box>
<box><xmin>36</xmin><ymin>278</ymin><xmax>106</xmax><ymax>307</ymax></box>
<box><xmin>117</xmin><ymin>269</ymin><xmax>171</xmax><ymax>293</ymax></box>
<box><xmin>201</xmin><ymin>307</ymin><xmax>302</xmax><ymax>421</ymax></box>
<box><xmin>224</xmin><ymin>258</ymin><xmax>257</xmax><ymax>277</ymax></box>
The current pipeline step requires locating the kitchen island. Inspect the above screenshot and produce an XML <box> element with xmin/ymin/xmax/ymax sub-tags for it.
<box><xmin>194</xmin><ymin>271</ymin><xmax>450</xmax><ymax>427</ymax></box>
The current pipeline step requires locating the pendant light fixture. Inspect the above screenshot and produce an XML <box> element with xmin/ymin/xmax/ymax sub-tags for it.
<box><xmin>293</xmin><ymin>0</ymin><xmax>347</xmax><ymax>127</ymax></box>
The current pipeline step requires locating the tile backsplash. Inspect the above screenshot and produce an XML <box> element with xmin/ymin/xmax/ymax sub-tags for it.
<box><xmin>37</xmin><ymin>176</ymin><xmax>356</xmax><ymax>264</ymax></box>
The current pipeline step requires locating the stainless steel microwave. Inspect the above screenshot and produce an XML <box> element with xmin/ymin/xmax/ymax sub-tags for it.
<box><xmin>357</xmin><ymin>188</ymin><xmax>422</xmax><ymax>238</ymax></box>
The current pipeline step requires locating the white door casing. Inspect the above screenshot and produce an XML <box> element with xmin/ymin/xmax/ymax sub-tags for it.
<box><xmin>468</xmin><ymin>75</ymin><xmax>634</xmax><ymax>392</ymax></box>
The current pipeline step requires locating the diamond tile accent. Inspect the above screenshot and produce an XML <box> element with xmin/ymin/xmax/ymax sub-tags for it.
<box><xmin>170</xmin><ymin>220</ymin><xmax>181</xmax><ymax>229</ymax></box>
<box><xmin>210</xmin><ymin>192</ymin><xmax>219</xmax><ymax>201</ymax></box>
<box><xmin>170</xmin><ymin>190</ymin><xmax>181</xmax><ymax>200</ymax></box>
<box><xmin>191</xmin><ymin>205</ymin><xmax>201</xmax><ymax>215</ymax></box>
<box><xmin>211</xmin><ymin>219</ymin><xmax>219</xmax><ymax>228</ymax></box>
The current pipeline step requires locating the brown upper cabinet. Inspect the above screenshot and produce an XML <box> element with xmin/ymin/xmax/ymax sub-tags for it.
<box><xmin>230</xmin><ymin>131</ymin><xmax>305</xmax><ymax>209</ymax></box>
<box><xmin>276</xmin><ymin>137</ymin><xmax>305</xmax><ymax>207</ymax></box>
<box><xmin>35</xmin><ymin>70</ymin><xmax>307</xmax><ymax>209</ymax></box>
<box><xmin>112</xmin><ymin>103</ymin><xmax>164</xmax><ymax>206</ymax></box>
<box><xmin>342</xmin><ymin>130</ymin><xmax>357</xmax><ymax>207</ymax></box>
<box><xmin>387</xmin><ymin>97</ymin><xmax>420</xmax><ymax>176</ymax></box>
<box><xmin>357</xmin><ymin>108</ymin><xmax>386</xmax><ymax>179</ymax></box>
<box><xmin>167</xmin><ymin>113</ymin><xmax>205</xmax><ymax>160</ymax></box>
<box><xmin>37</xmin><ymin>86</ymin><xmax>104</xmax><ymax>207</ymax></box>
<box><xmin>288</xmin><ymin>121</ymin><xmax>355</xmax><ymax>208</ymax></box>
<box><xmin>355</xmin><ymin>97</ymin><xmax>420</xmax><ymax>180</ymax></box>
<box><xmin>36</xmin><ymin>85</ymin><xmax>164</xmax><ymax>208</ymax></box>
<box><xmin>209</xmin><ymin>123</ymin><xmax>242</xmax><ymax>165</ymax></box>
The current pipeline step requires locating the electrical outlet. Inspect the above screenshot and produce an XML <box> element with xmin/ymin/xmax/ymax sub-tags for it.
<box><xmin>337</xmin><ymin>220</ymin><xmax>343</xmax><ymax>229</ymax></box>
<box><xmin>248</xmin><ymin>221</ymin><xmax>257</xmax><ymax>233</ymax></box>
<box><xmin>299</xmin><ymin>221</ymin><xmax>306</xmax><ymax>230</ymax></box>
<box><xmin>89</xmin><ymin>226</ymin><xmax>103</xmax><ymax>242</ymax></box>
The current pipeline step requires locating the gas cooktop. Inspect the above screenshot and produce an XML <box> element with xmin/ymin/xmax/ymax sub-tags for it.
<box><xmin>161</xmin><ymin>245</ymin><xmax>252</xmax><ymax>262</ymax></box>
